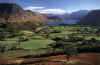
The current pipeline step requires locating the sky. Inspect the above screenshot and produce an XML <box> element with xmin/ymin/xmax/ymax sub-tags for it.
<box><xmin>0</xmin><ymin>0</ymin><xmax>100</xmax><ymax>14</ymax></box>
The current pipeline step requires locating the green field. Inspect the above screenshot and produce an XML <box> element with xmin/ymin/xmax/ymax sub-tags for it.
<box><xmin>0</xmin><ymin>25</ymin><xmax>100</xmax><ymax>58</ymax></box>
<box><xmin>20</xmin><ymin>40</ymin><xmax>55</xmax><ymax>49</ymax></box>
<box><xmin>0</xmin><ymin>39</ymin><xmax>54</xmax><ymax>49</ymax></box>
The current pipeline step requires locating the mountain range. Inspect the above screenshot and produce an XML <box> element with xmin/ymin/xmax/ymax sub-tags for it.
<box><xmin>0</xmin><ymin>3</ymin><xmax>100</xmax><ymax>26</ymax></box>
<box><xmin>44</xmin><ymin>9</ymin><xmax>100</xmax><ymax>26</ymax></box>
<box><xmin>0</xmin><ymin>3</ymin><xmax>48</xmax><ymax>23</ymax></box>
<box><xmin>42</xmin><ymin>10</ymin><xmax>89</xmax><ymax>25</ymax></box>
<box><xmin>78</xmin><ymin>10</ymin><xmax>100</xmax><ymax>26</ymax></box>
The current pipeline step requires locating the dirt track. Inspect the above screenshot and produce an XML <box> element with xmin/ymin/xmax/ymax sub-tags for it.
<box><xmin>0</xmin><ymin>53</ymin><xmax>100</xmax><ymax>65</ymax></box>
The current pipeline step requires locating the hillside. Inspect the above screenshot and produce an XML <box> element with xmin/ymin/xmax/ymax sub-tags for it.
<box><xmin>78</xmin><ymin>10</ymin><xmax>100</xmax><ymax>25</ymax></box>
<box><xmin>69</xmin><ymin>10</ymin><xmax>89</xmax><ymax>20</ymax></box>
<box><xmin>0</xmin><ymin>3</ymin><xmax>48</xmax><ymax>23</ymax></box>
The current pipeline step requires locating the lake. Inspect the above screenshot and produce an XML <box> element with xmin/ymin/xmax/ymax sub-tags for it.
<box><xmin>42</xmin><ymin>19</ymin><xmax>78</xmax><ymax>26</ymax></box>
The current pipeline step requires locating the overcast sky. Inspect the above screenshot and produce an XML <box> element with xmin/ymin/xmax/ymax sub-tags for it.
<box><xmin>0</xmin><ymin>0</ymin><xmax>100</xmax><ymax>14</ymax></box>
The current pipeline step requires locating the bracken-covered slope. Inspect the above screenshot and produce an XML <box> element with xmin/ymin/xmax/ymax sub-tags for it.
<box><xmin>0</xmin><ymin>3</ymin><xmax>48</xmax><ymax>23</ymax></box>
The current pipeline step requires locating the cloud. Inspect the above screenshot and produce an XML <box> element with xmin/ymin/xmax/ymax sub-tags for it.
<box><xmin>38</xmin><ymin>9</ymin><xmax>66</xmax><ymax>14</ymax></box>
<box><xmin>24</xmin><ymin>6</ymin><xmax>66</xmax><ymax>14</ymax></box>
<box><xmin>24</xmin><ymin>6</ymin><xmax>45</xmax><ymax>11</ymax></box>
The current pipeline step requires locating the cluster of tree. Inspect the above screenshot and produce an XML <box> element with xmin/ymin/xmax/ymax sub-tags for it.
<box><xmin>48</xmin><ymin>33</ymin><xmax>100</xmax><ymax>61</ymax></box>
<box><xmin>0</xmin><ymin>21</ymin><xmax>40</xmax><ymax>40</ymax></box>
<box><xmin>0</xmin><ymin>45</ymin><xmax>8</xmax><ymax>53</ymax></box>
<box><xmin>78</xmin><ymin>38</ymin><xmax>100</xmax><ymax>52</ymax></box>
<box><xmin>48</xmin><ymin>40</ymin><xmax>78</xmax><ymax>61</ymax></box>
<box><xmin>0</xmin><ymin>21</ymin><xmax>40</xmax><ymax>31</ymax></box>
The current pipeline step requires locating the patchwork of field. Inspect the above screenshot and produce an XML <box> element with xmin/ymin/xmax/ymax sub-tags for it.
<box><xmin>0</xmin><ymin>26</ymin><xmax>100</xmax><ymax>50</ymax></box>
<box><xmin>0</xmin><ymin>25</ymin><xmax>100</xmax><ymax>65</ymax></box>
